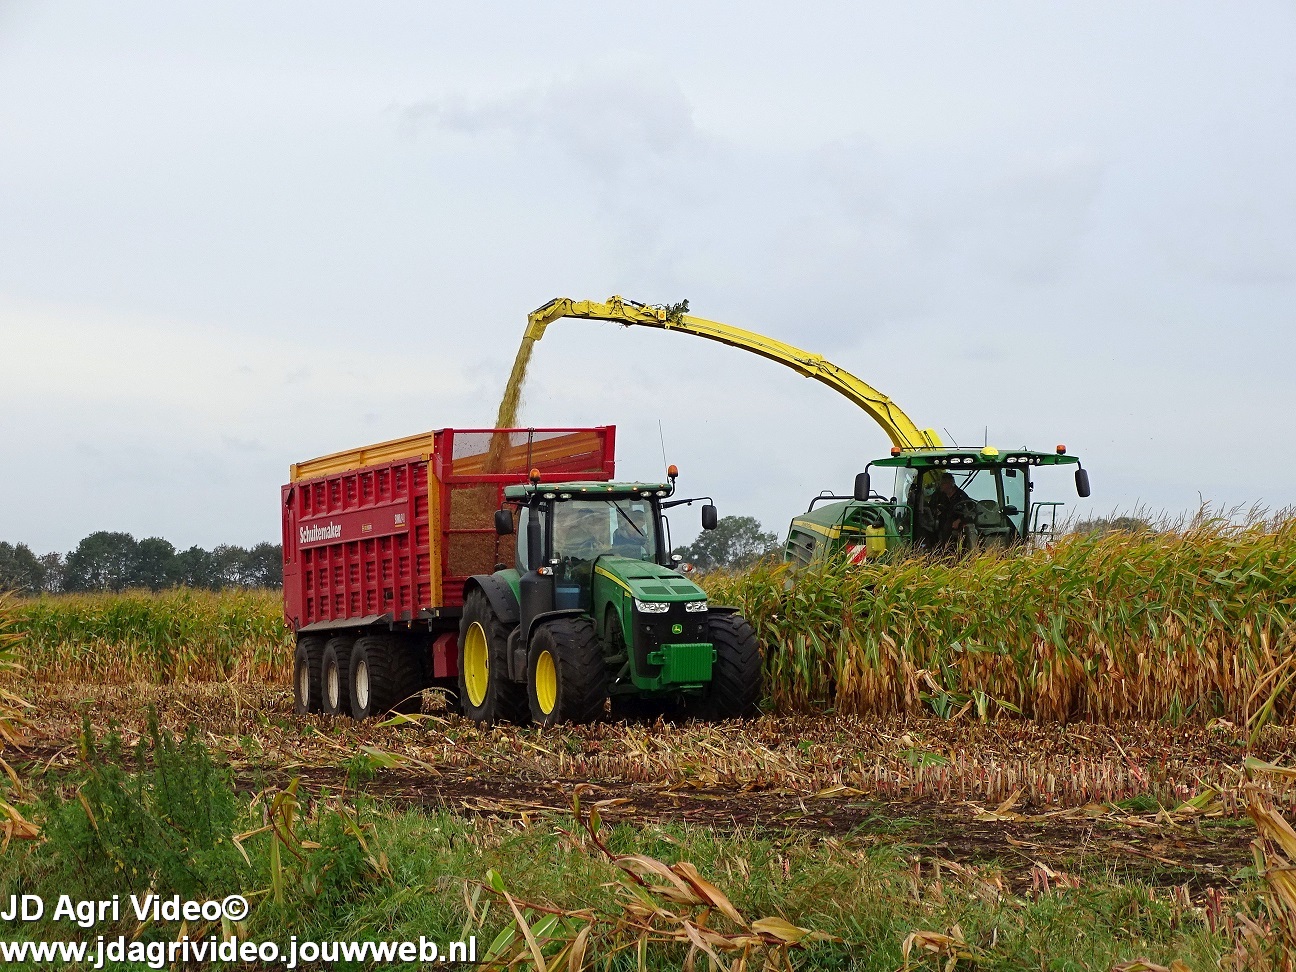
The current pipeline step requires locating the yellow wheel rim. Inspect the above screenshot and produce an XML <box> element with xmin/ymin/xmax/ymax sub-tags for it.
<box><xmin>535</xmin><ymin>650</ymin><xmax>557</xmax><ymax>715</ymax></box>
<box><xmin>464</xmin><ymin>622</ymin><xmax>490</xmax><ymax>707</ymax></box>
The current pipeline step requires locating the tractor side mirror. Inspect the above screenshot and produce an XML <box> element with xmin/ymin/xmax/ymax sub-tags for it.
<box><xmin>494</xmin><ymin>509</ymin><xmax>514</xmax><ymax>536</ymax></box>
<box><xmin>1075</xmin><ymin>468</ymin><xmax>1091</xmax><ymax>498</ymax></box>
<box><xmin>853</xmin><ymin>472</ymin><xmax>871</xmax><ymax>502</ymax></box>
<box><xmin>701</xmin><ymin>504</ymin><xmax>719</xmax><ymax>531</ymax></box>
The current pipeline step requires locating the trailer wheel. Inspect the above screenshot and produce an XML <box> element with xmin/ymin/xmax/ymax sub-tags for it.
<box><xmin>321</xmin><ymin>636</ymin><xmax>355</xmax><ymax>717</ymax></box>
<box><xmin>687</xmin><ymin>613</ymin><xmax>762</xmax><ymax>721</ymax></box>
<box><xmin>292</xmin><ymin>634</ymin><xmax>327</xmax><ymax>715</ymax></box>
<box><xmin>527</xmin><ymin>617</ymin><xmax>608</xmax><ymax>727</ymax></box>
<box><xmin>348</xmin><ymin>635</ymin><xmax>424</xmax><ymax>720</ymax></box>
<box><xmin>458</xmin><ymin>590</ymin><xmax>527</xmax><ymax>725</ymax></box>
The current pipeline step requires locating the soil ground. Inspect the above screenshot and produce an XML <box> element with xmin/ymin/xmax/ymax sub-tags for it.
<box><xmin>21</xmin><ymin>680</ymin><xmax>1296</xmax><ymax>898</ymax></box>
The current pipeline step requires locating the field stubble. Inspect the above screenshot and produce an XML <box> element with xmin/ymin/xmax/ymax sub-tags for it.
<box><xmin>18</xmin><ymin>679</ymin><xmax>1296</xmax><ymax>890</ymax></box>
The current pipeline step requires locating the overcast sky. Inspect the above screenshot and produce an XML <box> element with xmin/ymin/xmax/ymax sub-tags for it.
<box><xmin>1</xmin><ymin>1</ymin><xmax>1293</xmax><ymax>553</ymax></box>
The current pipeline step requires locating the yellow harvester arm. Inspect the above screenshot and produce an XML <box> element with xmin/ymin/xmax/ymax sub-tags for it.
<box><xmin>525</xmin><ymin>296</ymin><xmax>942</xmax><ymax>450</ymax></box>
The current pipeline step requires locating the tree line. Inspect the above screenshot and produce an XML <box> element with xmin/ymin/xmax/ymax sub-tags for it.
<box><xmin>0</xmin><ymin>514</ymin><xmax>782</xmax><ymax>595</ymax></box>
<box><xmin>0</xmin><ymin>533</ymin><xmax>282</xmax><ymax>595</ymax></box>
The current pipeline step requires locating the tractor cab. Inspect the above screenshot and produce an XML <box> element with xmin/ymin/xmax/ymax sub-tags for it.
<box><xmin>503</xmin><ymin>476</ymin><xmax>712</xmax><ymax>623</ymax></box>
<box><xmin>784</xmin><ymin>446</ymin><xmax>1091</xmax><ymax>566</ymax></box>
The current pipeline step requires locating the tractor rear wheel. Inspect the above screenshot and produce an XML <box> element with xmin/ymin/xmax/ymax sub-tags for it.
<box><xmin>687</xmin><ymin>613</ymin><xmax>762</xmax><ymax>721</ymax></box>
<box><xmin>321</xmin><ymin>635</ymin><xmax>355</xmax><ymax>717</ymax></box>
<box><xmin>527</xmin><ymin>617</ymin><xmax>608</xmax><ymax>727</ymax></box>
<box><xmin>458</xmin><ymin>590</ymin><xmax>528</xmax><ymax>725</ymax></box>
<box><xmin>348</xmin><ymin>635</ymin><xmax>424</xmax><ymax>720</ymax></box>
<box><xmin>292</xmin><ymin>634</ymin><xmax>327</xmax><ymax>715</ymax></box>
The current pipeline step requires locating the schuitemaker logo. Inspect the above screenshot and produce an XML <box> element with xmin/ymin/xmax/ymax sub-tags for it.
<box><xmin>299</xmin><ymin>522</ymin><xmax>342</xmax><ymax>544</ymax></box>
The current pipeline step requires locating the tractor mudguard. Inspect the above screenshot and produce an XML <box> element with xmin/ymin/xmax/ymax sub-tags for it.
<box><xmin>511</xmin><ymin>608</ymin><xmax>589</xmax><ymax>682</ymax></box>
<box><xmin>705</xmin><ymin>605</ymin><xmax>740</xmax><ymax>615</ymax></box>
<box><xmin>464</xmin><ymin>575</ymin><xmax>520</xmax><ymax>626</ymax></box>
<box><xmin>524</xmin><ymin>608</ymin><xmax>587</xmax><ymax>647</ymax></box>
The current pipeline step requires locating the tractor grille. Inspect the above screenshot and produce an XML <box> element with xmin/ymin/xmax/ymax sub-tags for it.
<box><xmin>633</xmin><ymin>604</ymin><xmax>709</xmax><ymax>684</ymax></box>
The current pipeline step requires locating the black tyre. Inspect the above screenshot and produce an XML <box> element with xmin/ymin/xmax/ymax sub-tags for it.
<box><xmin>348</xmin><ymin>635</ymin><xmax>424</xmax><ymax>720</ymax></box>
<box><xmin>528</xmin><ymin>617</ymin><xmax>608</xmax><ymax>727</ymax></box>
<box><xmin>687</xmin><ymin>613</ymin><xmax>762</xmax><ymax>721</ymax></box>
<box><xmin>292</xmin><ymin>634</ymin><xmax>326</xmax><ymax>715</ymax></box>
<box><xmin>458</xmin><ymin>590</ymin><xmax>528</xmax><ymax>725</ymax></box>
<box><xmin>321</xmin><ymin>636</ymin><xmax>355</xmax><ymax>717</ymax></box>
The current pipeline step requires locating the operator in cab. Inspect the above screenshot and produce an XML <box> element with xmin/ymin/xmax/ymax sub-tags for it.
<box><xmin>932</xmin><ymin>472</ymin><xmax>975</xmax><ymax>547</ymax></box>
<box><xmin>611</xmin><ymin>505</ymin><xmax>652</xmax><ymax>560</ymax></box>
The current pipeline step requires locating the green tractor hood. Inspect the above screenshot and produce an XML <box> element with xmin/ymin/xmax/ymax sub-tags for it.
<box><xmin>593</xmin><ymin>556</ymin><xmax>707</xmax><ymax>603</ymax></box>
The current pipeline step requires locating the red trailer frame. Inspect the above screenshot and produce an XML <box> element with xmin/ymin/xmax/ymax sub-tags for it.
<box><xmin>281</xmin><ymin>427</ymin><xmax>615</xmax><ymax>635</ymax></box>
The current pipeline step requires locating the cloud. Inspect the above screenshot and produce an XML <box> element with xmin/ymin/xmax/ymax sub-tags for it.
<box><xmin>403</xmin><ymin>66</ymin><xmax>699</xmax><ymax>182</ymax></box>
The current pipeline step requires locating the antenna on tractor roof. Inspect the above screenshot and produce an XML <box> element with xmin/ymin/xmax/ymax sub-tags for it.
<box><xmin>658</xmin><ymin>420</ymin><xmax>669</xmax><ymax>479</ymax></box>
<box><xmin>943</xmin><ymin>428</ymin><xmax>959</xmax><ymax>447</ymax></box>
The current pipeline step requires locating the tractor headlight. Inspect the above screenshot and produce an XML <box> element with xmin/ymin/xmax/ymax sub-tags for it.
<box><xmin>684</xmin><ymin>600</ymin><xmax>708</xmax><ymax>613</ymax></box>
<box><xmin>633</xmin><ymin>598</ymin><xmax>670</xmax><ymax>614</ymax></box>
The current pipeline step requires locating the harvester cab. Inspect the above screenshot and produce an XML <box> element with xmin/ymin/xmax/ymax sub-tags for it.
<box><xmin>458</xmin><ymin>471</ymin><xmax>762</xmax><ymax>727</ymax></box>
<box><xmin>785</xmin><ymin>446</ymin><xmax>1091</xmax><ymax>566</ymax></box>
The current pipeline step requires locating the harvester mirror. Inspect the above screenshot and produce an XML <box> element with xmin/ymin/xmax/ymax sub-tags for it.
<box><xmin>493</xmin><ymin>509</ymin><xmax>514</xmax><ymax>536</ymax></box>
<box><xmin>1075</xmin><ymin>468</ymin><xmax>1091</xmax><ymax>498</ymax></box>
<box><xmin>853</xmin><ymin>471</ymin><xmax>871</xmax><ymax>502</ymax></box>
<box><xmin>701</xmin><ymin>505</ymin><xmax>719</xmax><ymax>531</ymax></box>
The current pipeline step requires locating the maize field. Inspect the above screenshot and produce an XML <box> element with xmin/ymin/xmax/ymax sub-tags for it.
<box><xmin>706</xmin><ymin>512</ymin><xmax>1296</xmax><ymax>726</ymax></box>
<box><xmin>10</xmin><ymin>587</ymin><xmax>290</xmax><ymax>684</ymax></box>
<box><xmin>9</xmin><ymin>515</ymin><xmax>1296</xmax><ymax>729</ymax></box>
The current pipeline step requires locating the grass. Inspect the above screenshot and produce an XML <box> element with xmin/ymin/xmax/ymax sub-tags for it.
<box><xmin>1</xmin><ymin>722</ymin><xmax>1269</xmax><ymax>970</ymax></box>
<box><xmin>10</xmin><ymin>588</ymin><xmax>289</xmax><ymax>684</ymax></box>
<box><xmin>705</xmin><ymin>512</ymin><xmax>1296</xmax><ymax>725</ymax></box>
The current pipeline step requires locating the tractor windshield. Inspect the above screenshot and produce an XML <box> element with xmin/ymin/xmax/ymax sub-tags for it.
<box><xmin>552</xmin><ymin>497</ymin><xmax>658</xmax><ymax>564</ymax></box>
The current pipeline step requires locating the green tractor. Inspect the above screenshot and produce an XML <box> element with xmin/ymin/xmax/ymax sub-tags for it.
<box><xmin>785</xmin><ymin>446</ymin><xmax>1092</xmax><ymax>566</ymax></box>
<box><xmin>458</xmin><ymin>469</ymin><xmax>762</xmax><ymax>726</ymax></box>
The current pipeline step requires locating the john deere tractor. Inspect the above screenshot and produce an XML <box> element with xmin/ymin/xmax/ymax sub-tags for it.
<box><xmin>784</xmin><ymin>446</ymin><xmax>1092</xmax><ymax>565</ymax></box>
<box><xmin>457</xmin><ymin>469</ymin><xmax>762</xmax><ymax>726</ymax></box>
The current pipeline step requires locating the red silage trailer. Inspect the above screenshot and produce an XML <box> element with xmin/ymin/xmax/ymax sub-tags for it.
<box><xmin>281</xmin><ymin>426</ymin><xmax>615</xmax><ymax>717</ymax></box>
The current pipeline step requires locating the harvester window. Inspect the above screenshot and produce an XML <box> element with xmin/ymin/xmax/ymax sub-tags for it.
<box><xmin>893</xmin><ymin>468</ymin><xmax>917</xmax><ymax>536</ymax></box>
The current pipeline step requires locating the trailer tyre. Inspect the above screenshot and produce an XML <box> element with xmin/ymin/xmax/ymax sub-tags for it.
<box><xmin>292</xmin><ymin>634</ymin><xmax>327</xmax><ymax>715</ymax></box>
<box><xmin>688</xmin><ymin>613</ymin><xmax>762</xmax><ymax>721</ymax></box>
<box><xmin>348</xmin><ymin>635</ymin><xmax>422</xmax><ymax>720</ymax></box>
<box><xmin>321</xmin><ymin>636</ymin><xmax>355</xmax><ymax>717</ymax></box>
<box><xmin>528</xmin><ymin>617</ymin><xmax>608</xmax><ymax>727</ymax></box>
<box><xmin>458</xmin><ymin>590</ymin><xmax>528</xmax><ymax>725</ymax></box>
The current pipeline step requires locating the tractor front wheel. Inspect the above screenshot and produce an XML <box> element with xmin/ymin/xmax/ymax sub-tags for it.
<box><xmin>687</xmin><ymin>613</ymin><xmax>762</xmax><ymax>721</ymax></box>
<box><xmin>458</xmin><ymin>590</ymin><xmax>528</xmax><ymax>725</ymax></box>
<box><xmin>527</xmin><ymin>618</ymin><xmax>608</xmax><ymax>727</ymax></box>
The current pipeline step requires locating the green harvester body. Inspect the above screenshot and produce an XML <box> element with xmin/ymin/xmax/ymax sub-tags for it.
<box><xmin>784</xmin><ymin>447</ymin><xmax>1090</xmax><ymax>566</ymax></box>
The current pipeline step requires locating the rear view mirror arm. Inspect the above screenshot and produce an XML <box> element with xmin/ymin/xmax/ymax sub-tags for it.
<box><xmin>661</xmin><ymin>495</ymin><xmax>713</xmax><ymax>510</ymax></box>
